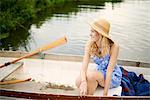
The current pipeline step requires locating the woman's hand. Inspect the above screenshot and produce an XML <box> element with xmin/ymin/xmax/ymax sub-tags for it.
<box><xmin>103</xmin><ymin>92</ymin><xmax>108</xmax><ymax>96</ymax></box>
<box><xmin>79</xmin><ymin>81</ymin><xmax>87</xmax><ymax>95</ymax></box>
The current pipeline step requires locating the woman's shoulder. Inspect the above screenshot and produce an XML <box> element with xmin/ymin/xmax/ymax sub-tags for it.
<box><xmin>110</xmin><ymin>39</ymin><xmax>119</xmax><ymax>48</ymax></box>
<box><xmin>110</xmin><ymin>40</ymin><xmax>120</xmax><ymax>55</ymax></box>
<box><xmin>113</xmin><ymin>42</ymin><xmax>119</xmax><ymax>49</ymax></box>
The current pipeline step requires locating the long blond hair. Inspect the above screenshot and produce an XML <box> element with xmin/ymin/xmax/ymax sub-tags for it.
<box><xmin>88</xmin><ymin>37</ymin><xmax>112</xmax><ymax>57</ymax></box>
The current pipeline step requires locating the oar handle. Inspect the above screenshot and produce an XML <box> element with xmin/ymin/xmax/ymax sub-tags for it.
<box><xmin>0</xmin><ymin>62</ymin><xmax>11</xmax><ymax>68</ymax></box>
<box><xmin>0</xmin><ymin>51</ymin><xmax>39</xmax><ymax>68</ymax></box>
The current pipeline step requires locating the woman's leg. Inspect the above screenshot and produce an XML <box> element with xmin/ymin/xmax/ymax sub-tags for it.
<box><xmin>75</xmin><ymin>70</ymin><xmax>105</xmax><ymax>95</ymax></box>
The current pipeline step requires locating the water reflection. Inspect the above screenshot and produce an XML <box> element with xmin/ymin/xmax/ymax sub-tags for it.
<box><xmin>1</xmin><ymin>0</ymin><xmax>150</xmax><ymax>63</ymax></box>
<box><xmin>0</xmin><ymin>22</ymin><xmax>31</xmax><ymax>51</ymax></box>
<box><xmin>0</xmin><ymin>0</ymin><xmax>123</xmax><ymax>51</ymax></box>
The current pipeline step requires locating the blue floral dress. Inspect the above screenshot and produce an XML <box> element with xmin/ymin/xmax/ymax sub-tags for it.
<box><xmin>92</xmin><ymin>54</ymin><xmax>122</xmax><ymax>88</ymax></box>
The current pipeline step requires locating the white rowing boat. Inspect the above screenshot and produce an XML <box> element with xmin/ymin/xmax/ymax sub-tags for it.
<box><xmin>0</xmin><ymin>51</ymin><xmax>149</xmax><ymax>99</ymax></box>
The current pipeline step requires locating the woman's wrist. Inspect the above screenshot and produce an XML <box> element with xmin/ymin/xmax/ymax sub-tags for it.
<box><xmin>81</xmin><ymin>80</ymin><xmax>86</xmax><ymax>83</ymax></box>
<box><xmin>103</xmin><ymin>93</ymin><xmax>107</xmax><ymax>96</ymax></box>
<box><xmin>103</xmin><ymin>90</ymin><xmax>108</xmax><ymax>96</ymax></box>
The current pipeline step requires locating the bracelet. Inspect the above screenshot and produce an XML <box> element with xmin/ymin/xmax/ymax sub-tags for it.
<box><xmin>81</xmin><ymin>80</ymin><xmax>86</xmax><ymax>83</ymax></box>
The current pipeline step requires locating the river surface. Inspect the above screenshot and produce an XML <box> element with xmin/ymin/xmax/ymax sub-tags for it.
<box><xmin>1</xmin><ymin>0</ymin><xmax>150</xmax><ymax>63</ymax></box>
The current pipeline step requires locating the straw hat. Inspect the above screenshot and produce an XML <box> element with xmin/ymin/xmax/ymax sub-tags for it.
<box><xmin>89</xmin><ymin>18</ymin><xmax>114</xmax><ymax>42</ymax></box>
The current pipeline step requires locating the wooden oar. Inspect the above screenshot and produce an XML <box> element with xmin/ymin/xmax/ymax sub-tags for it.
<box><xmin>0</xmin><ymin>78</ymin><xmax>31</xmax><ymax>85</ymax></box>
<box><xmin>0</xmin><ymin>37</ymin><xmax>67</xmax><ymax>68</ymax></box>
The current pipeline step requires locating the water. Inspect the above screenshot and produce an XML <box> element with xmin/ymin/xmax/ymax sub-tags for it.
<box><xmin>1</xmin><ymin>0</ymin><xmax>150</xmax><ymax>63</ymax></box>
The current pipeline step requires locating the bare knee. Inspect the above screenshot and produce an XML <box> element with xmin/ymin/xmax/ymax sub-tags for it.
<box><xmin>75</xmin><ymin>76</ymin><xmax>81</xmax><ymax>88</ymax></box>
<box><xmin>86</xmin><ymin>72</ymin><xmax>99</xmax><ymax>95</ymax></box>
<box><xmin>87</xmin><ymin>72</ymin><xmax>97</xmax><ymax>82</ymax></box>
<box><xmin>87</xmin><ymin>71</ymin><xmax>104</xmax><ymax>87</ymax></box>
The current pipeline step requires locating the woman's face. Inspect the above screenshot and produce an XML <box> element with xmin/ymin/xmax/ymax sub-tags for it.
<box><xmin>90</xmin><ymin>29</ymin><xmax>102</xmax><ymax>42</ymax></box>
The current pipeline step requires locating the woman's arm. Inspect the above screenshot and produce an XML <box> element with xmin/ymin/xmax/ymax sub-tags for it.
<box><xmin>79</xmin><ymin>41</ymin><xmax>91</xmax><ymax>95</ymax></box>
<box><xmin>103</xmin><ymin>42</ymin><xmax>119</xmax><ymax>96</ymax></box>
<box><xmin>81</xmin><ymin>50</ymin><xmax>90</xmax><ymax>82</ymax></box>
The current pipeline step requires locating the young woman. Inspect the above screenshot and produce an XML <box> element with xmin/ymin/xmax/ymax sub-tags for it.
<box><xmin>75</xmin><ymin>18</ymin><xmax>122</xmax><ymax>96</ymax></box>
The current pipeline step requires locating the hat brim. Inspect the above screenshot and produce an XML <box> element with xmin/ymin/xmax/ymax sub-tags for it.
<box><xmin>89</xmin><ymin>23</ymin><xmax>114</xmax><ymax>43</ymax></box>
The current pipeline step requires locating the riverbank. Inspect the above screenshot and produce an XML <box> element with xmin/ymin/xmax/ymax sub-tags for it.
<box><xmin>0</xmin><ymin>0</ymin><xmax>122</xmax><ymax>36</ymax></box>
